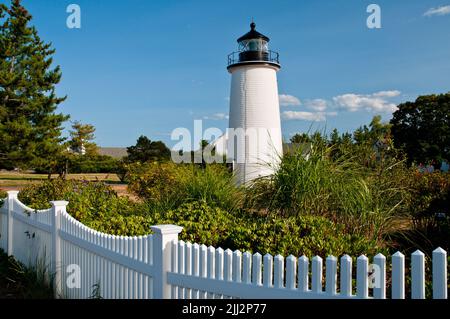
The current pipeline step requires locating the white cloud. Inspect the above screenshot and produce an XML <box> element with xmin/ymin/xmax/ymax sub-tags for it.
<box><xmin>305</xmin><ymin>99</ymin><xmax>328</xmax><ymax>111</ymax></box>
<box><xmin>282</xmin><ymin>111</ymin><xmax>337</xmax><ymax>122</ymax></box>
<box><xmin>279</xmin><ymin>94</ymin><xmax>301</xmax><ymax>106</ymax></box>
<box><xmin>372</xmin><ymin>90</ymin><xmax>401</xmax><ymax>98</ymax></box>
<box><xmin>424</xmin><ymin>5</ymin><xmax>450</xmax><ymax>17</ymax></box>
<box><xmin>203</xmin><ymin>113</ymin><xmax>229</xmax><ymax>120</ymax></box>
<box><xmin>333</xmin><ymin>91</ymin><xmax>399</xmax><ymax>113</ymax></box>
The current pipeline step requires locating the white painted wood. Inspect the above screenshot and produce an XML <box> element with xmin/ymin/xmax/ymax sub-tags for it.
<box><xmin>192</xmin><ymin>243</ymin><xmax>200</xmax><ymax>299</ymax></box>
<box><xmin>432</xmin><ymin>247</ymin><xmax>447</xmax><ymax>299</ymax></box>
<box><xmin>298</xmin><ymin>255</ymin><xmax>309</xmax><ymax>292</ymax></box>
<box><xmin>274</xmin><ymin>255</ymin><xmax>284</xmax><ymax>289</ymax></box>
<box><xmin>263</xmin><ymin>254</ymin><xmax>273</xmax><ymax>288</ymax></box>
<box><xmin>7</xmin><ymin>191</ymin><xmax>19</xmax><ymax>256</ymax></box>
<box><xmin>224</xmin><ymin>249</ymin><xmax>233</xmax><ymax>282</ymax></box>
<box><xmin>286</xmin><ymin>255</ymin><xmax>296</xmax><ymax>290</ymax></box>
<box><xmin>252</xmin><ymin>253</ymin><xmax>262</xmax><ymax>286</ymax></box>
<box><xmin>392</xmin><ymin>251</ymin><xmax>405</xmax><ymax>299</ymax></box>
<box><xmin>207</xmin><ymin>246</ymin><xmax>215</xmax><ymax>298</ymax></box>
<box><xmin>243</xmin><ymin>252</ymin><xmax>252</xmax><ymax>284</ymax></box>
<box><xmin>373</xmin><ymin>253</ymin><xmax>386</xmax><ymax>299</ymax></box>
<box><xmin>233</xmin><ymin>250</ymin><xmax>242</xmax><ymax>283</ymax></box>
<box><xmin>325</xmin><ymin>255</ymin><xmax>337</xmax><ymax>296</ymax></box>
<box><xmin>312</xmin><ymin>256</ymin><xmax>322</xmax><ymax>293</ymax></box>
<box><xmin>199</xmin><ymin>244</ymin><xmax>207</xmax><ymax>299</ymax></box>
<box><xmin>185</xmin><ymin>242</ymin><xmax>192</xmax><ymax>299</ymax></box>
<box><xmin>411</xmin><ymin>250</ymin><xmax>425</xmax><ymax>299</ymax></box>
<box><xmin>150</xmin><ymin>225</ymin><xmax>182</xmax><ymax>299</ymax></box>
<box><xmin>340</xmin><ymin>255</ymin><xmax>352</xmax><ymax>297</ymax></box>
<box><xmin>50</xmin><ymin>200</ymin><xmax>67</xmax><ymax>298</ymax></box>
<box><xmin>356</xmin><ymin>255</ymin><xmax>368</xmax><ymax>299</ymax></box>
<box><xmin>178</xmin><ymin>240</ymin><xmax>185</xmax><ymax>299</ymax></box>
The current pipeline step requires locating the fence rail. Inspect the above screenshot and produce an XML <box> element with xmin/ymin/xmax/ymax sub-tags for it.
<box><xmin>0</xmin><ymin>191</ymin><xmax>448</xmax><ymax>299</ymax></box>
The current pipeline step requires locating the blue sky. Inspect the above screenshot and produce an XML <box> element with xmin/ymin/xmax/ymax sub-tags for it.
<box><xmin>3</xmin><ymin>0</ymin><xmax>450</xmax><ymax>148</ymax></box>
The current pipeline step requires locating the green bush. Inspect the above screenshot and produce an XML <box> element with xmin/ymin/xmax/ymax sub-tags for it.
<box><xmin>16</xmin><ymin>179</ymin><xmax>381</xmax><ymax>257</ymax></box>
<box><xmin>247</xmin><ymin>142</ymin><xmax>409</xmax><ymax>244</ymax></box>
<box><xmin>127</xmin><ymin>162</ymin><xmax>243</xmax><ymax>212</ymax></box>
<box><xmin>227</xmin><ymin>214</ymin><xmax>383</xmax><ymax>257</ymax></box>
<box><xmin>397</xmin><ymin>171</ymin><xmax>450</xmax><ymax>252</ymax></box>
<box><xmin>0</xmin><ymin>189</ymin><xmax>6</xmax><ymax>207</ymax></box>
<box><xmin>34</xmin><ymin>154</ymin><xmax>121</xmax><ymax>174</ymax></box>
<box><xmin>18</xmin><ymin>179</ymin><xmax>140</xmax><ymax>223</ymax></box>
<box><xmin>67</xmin><ymin>155</ymin><xmax>120</xmax><ymax>173</ymax></box>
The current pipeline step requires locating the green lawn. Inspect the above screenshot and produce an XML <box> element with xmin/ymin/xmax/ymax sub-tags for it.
<box><xmin>0</xmin><ymin>171</ymin><xmax>121</xmax><ymax>189</ymax></box>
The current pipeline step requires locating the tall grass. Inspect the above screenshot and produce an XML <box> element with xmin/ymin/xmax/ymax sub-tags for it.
<box><xmin>181</xmin><ymin>164</ymin><xmax>243</xmax><ymax>212</ymax></box>
<box><xmin>0</xmin><ymin>249</ymin><xmax>54</xmax><ymax>298</ymax></box>
<box><xmin>247</xmin><ymin>140</ymin><xmax>409</xmax><ymax>243</ymax></box>
<box><xmin>127</xmin><ymin>162</ymin><xmax>243</xmax><ymax>213</ymax></box>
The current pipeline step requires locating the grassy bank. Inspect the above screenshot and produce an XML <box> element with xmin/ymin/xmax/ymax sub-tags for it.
<box><xmin>0</xmin><ymin>249</ymin><xmax>53</xmax><ymax>299</ymax></box>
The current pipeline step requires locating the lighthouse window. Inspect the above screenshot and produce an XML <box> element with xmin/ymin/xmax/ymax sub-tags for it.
<box><xmin>239</xmin><ymin>39</ymin><xmax>269</xmax><ymax>52</ymax></box>
<box><xmin>248</xmin><ymin>39</ymin><xmax>259</xmax><ymax>51</ymax></box>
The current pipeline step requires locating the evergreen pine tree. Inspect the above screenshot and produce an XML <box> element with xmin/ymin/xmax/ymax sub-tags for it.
<box><xmin>0</xmin><ymin>0</ymin><xmax>69</xmax><ymax>171</ymax></box>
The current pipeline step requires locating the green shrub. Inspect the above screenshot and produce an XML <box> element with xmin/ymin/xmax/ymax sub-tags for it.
<box><xmin>18</xmin><ymin>179</ymin><xmax>140</xmax><ymax>223</ymax></box>
<box><xmin>0</xmin><ymin>189</ymin><xmax>6</xmax><ymax>207</ymax></box>
<box><xmin>16</xmin><ymin>179</ymin><xmax>381</xmax><ymax>257</ymax></box>
<box><xmin>34</xmin><ymin>154</ymin><xmax>120</xmax><ymax>174</ymax></box>
<box><xmin>396</xmin><ymin>171</ymin><xmax>450</xmax><ymax>252</ymax></box>
<box><xmin>227</xmin><ymin>214</ymin><xmax>384</xmax><ymax>257</ymax></box>
<box><xmin>247</xmin><ymin>141</ymin><xmax>410</xmax><ymax>244</ymax></box>
<box><xmin>126</xmin><ymin>161</ymin><xmax>185</xmax><ymax>211</ymax></box>
<box><xmin>150</xmin><ymin>200</ymin><xmax>236</xmax><ymax>247</ymax></box>
<box><xmin>127</xmin><ymin>162</ymin><xmax>243</xmax><ymax>212</ymax></box>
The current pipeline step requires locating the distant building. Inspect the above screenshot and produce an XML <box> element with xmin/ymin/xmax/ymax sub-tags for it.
<box><xmin>67</xmin><ymin>144</ymin><xmax>86</xmax><ymax>155</ymax></box>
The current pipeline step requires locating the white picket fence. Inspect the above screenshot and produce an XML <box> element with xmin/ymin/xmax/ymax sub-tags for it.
<box><xmin>0</xmin><ymin>191</ymin><xmax>448</xmax><ymax>299</ymax></box>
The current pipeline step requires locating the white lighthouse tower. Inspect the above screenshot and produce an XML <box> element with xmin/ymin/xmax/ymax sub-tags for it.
<box><xmin>226</xmin><ymin>22</ymin><xmax>283</xmax><ymax>185</ymax></box>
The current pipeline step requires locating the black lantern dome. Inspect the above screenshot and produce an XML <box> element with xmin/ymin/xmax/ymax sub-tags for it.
<box><xmin>227</xmin><ymin>22</ymin><xmax>280</xmax><ymax>69</ymax></box>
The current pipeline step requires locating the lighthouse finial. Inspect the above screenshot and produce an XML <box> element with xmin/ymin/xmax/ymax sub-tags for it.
<box><xmin>250</xmin><ymin>19</ymin><xmax>256</xmax><ymax>30</ymax></box>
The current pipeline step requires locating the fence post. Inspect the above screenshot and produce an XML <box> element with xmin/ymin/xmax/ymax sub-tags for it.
<box><xmin>6</xmin><ymin>191</ymin><xmax>19</xmax><ymax>256</ymax></box>
<box><xmin>150</xmin><ymin>224</ymin><xmax>183</xmax><ymax>299</ymax></box>
<box><xmin>51</xmin><ymin>200</ymin><xmax>68</xmax><ymax>299</ymax></box>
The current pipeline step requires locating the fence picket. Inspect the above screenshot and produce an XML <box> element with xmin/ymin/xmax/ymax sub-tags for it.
<box><xmin>356</xmin><ymin>255</ymin><xmax>368</xmax><ymax>299</ymax></box>
<box><xmin>411</xmin><ymin>250</ymin><xmax>425</xmax><ymax>299</ymax></box>
<box><xmin>340</xmin><ymin>255</ymin><xmax>352</xmax><ymax>297</ymax></box>
<box><xmin>224</xmin><ymin>249</ymin><xmax>233</xmax><ymax>282</ymax></box>
<box><xmin>274</xmin><ymin>255</ymin><xmax>284</xmax><ymax>289</ymax></box>
<box><xmin>178</xmin><ymin>241</ymin><xmax>185</xmax><ymax>299</ymax></box>
<box><xmin>233</xmin><ymin>250</ymin><xmax>242</xmax><ymax>284</ymax></box>
<box><xmin>243</xmin><ymin>252</ymin><xmax>252</xmax><ymax>284</ymax></box>
<box><xmin>200</xmin><ymin>244</ymin><xmax>208</xmax><ymax>299</ymax></box>
<box><xmin>298</xmin><ymin>255</ymin><xmax>309</xmax><ymax>293</ymax></box>
<box><xmin>311</xmin><ymin>256</ymin><xmax>322</xmax><ymax>294</ymax></box>
<box><xmin>373</xmin><ymin>253</ymin><xmax>386</xmax><ymax>299</ymax></box>
<box><xmin>207</xmin><ymin>246</ymin><xmax>215</xmax><ymax>298</ymax></box>
<box><xmin>325</xmin><ymin>256</ymin><xmax>337</xmax><ymax>296</ymax></box>
<box><xmin>185</xmin><ymin>242</ymin><xmax>192</xmax><ymax>299</ymax></box>
<box><xmin>192</xmin><ymin>243</ymin><xmax>200</xmax><ymax>299</ymax></box>
<box><xmin>263</xmin><ymin>254</ymin><xmax>273</xmax><ymax>288</ymax></box>
<box><xmin>252</xmin><ymin>253</ymin><xmax>262</xmax><ymax>286</ymax></box>
<box><xmin>392</xmin><ymin>251</ymin><xmax>405</xmax><ymax>299</ymax></box>
<box><xmin>286</xmin><ymin>255</ymin><xmax>296</xmax><ymax>290</ymax></box>
<box><xmin>432</xmin><ymin>247</ymin><xmax>447</xmax><ymax>299</ymax></box>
